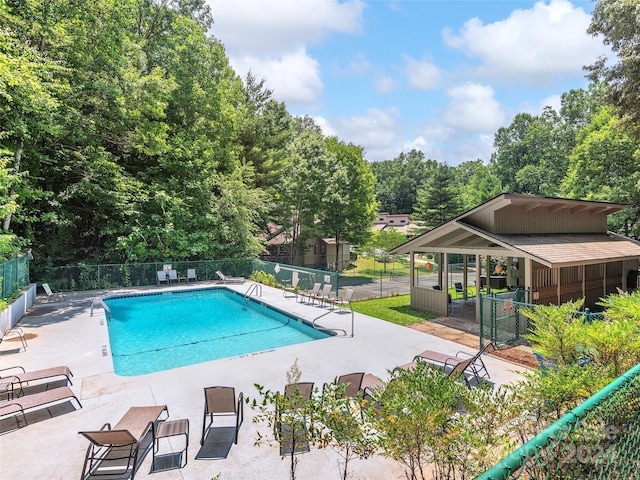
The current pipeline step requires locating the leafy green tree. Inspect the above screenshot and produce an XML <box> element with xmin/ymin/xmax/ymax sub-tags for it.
<box><xmin>318</xmin><ymin>137</ymin><xmax>377</xmax><ymax>270</ymax></box>
<box><xmin>587</xmin><ymin>0</ymin><xmax>640</xmax><ymax>133</ymax></box>
<box><xmin>455</xmin><ymin>160</ymin><xmax>503</xmax><ymax>209</ymax></box>
<box><xmin>367</xmin><ymin>362</ymin><xmax>465</xmax><ymax>480</ymax></box>
<box><xmin>562</xmin><ymin>107</ymin><xmax>640</xmax><ymax>238</ymax></box>
<box><xmin>413</xmin><ymin>163</ymin><xmax>463</xmax><ymax>227</ymax></box>
<box><xmin>370</xmin><ymin>150</ymin><xmax>437</xmax><ymax>214</ymax></box>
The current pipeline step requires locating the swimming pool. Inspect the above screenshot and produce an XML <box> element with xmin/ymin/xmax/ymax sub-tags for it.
<box><xmin>103</xmin><ymin>288</ymin><xmax>332</xmax><ymax>376</ymax></box>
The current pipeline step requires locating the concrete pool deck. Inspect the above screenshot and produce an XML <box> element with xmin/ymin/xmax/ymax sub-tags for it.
<box><xmin>0</xmin><ymin>282</ymin><xmax>529</xmax><ymax>480</ymax></box>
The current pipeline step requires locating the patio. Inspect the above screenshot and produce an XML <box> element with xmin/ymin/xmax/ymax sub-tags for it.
<box><xmin>0</xmin><ymin>282</ymin><xmax>528</xmax><ymax>480</ymax></box>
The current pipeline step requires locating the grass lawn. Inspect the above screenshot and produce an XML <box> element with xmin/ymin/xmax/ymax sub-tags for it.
<box><xmin>351</xmin><ymin>294</ymin><xmax>437</xmax><ymax>326</ymax></box>
<box><xmin>341</xmin><ymin>256</ymin><xmax>411</xmax><ymax>279</ymax></box>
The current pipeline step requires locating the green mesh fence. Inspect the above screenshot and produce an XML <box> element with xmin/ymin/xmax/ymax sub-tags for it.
<box><xmin>478</xmin><ymin>362</ymin><xmax>640</xmax><ymax>480</ymax></box>
<box><xmin>251</xmin><ymin>260</ymin><xmax>339</xmax><ymax>295</ymax></box>
<box><xmin>38</xmin><ymin>258</ymin><xmax>338</xmax><ymax>294</ymax></box>
<box><xmin>41</xmin><ymin>258</ymin><xmax>254</xmax><ymax>291</ymax></box>
<box><xmin>0</xmin><ymin>254</ymin><xmax>30</xmax><ymax>299</ymax></box>
<box><xmin>480</xmin><ymin>292</ymin><xmax>605</xmax><ymax>346</ymax></box>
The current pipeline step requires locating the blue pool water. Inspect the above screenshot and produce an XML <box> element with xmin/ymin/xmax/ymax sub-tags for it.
<box><xmin>103</xmin><ymin>288</ymin><xmax>331</xmax><ymax>376</ymax></box>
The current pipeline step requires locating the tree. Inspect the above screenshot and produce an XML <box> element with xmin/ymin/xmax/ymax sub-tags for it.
<box><xmin>561</xmin><ymin>107</ymin><xmax>640</xmax><ymax>239</ymax></box>
<box><xmin>318</xmin><ymin>138</ymin><xmax>377</xmax><ymax>270</ymax></box>
<box><xmin>413</xmin><ymin>163</ymin><xmax>463</xmax><ymax>228</ymax></box>
<box><xmin>587</xmin><ymin>0</ymin><xmax>640</xmax><ymax>133</ymax></box>
<box><xmin>455</xmin><ymin>160</ymin><xmax>502</xmax><ymax>210</ymax></box>
<box><xmin>370</xmin><ymin>150</ymin><xmax>437</xmax><ymax>214</ymax></box>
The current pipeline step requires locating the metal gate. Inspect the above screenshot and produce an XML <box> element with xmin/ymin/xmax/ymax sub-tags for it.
<box><xmin>480</xmin><ymin>288</ymin><xmax>532</xmax><ymax>345</ymax></box>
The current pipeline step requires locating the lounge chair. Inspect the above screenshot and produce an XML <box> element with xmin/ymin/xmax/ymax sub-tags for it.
<box><xmin>201</xmin><ymin>386</ymin><xmax>243</xmax><ymax>445</ymax></box>
<box><xmin>310</xmin><ymin>284</ymin><xmax>333</xmax><ymax>307</ymax></box>
<box><xmin>79</xmin><ymin>405</ymin><xmax>168</xmax><ymax>480</ymax></box>
<box><xmin>407</xmin><ymin>342</ymin><xmax>496</xmax><ymax>388</ymax></box>
<box><xmin>156</xmin><ymin>270</ymin><xmax>169</xmax><ymax>286</ymax></box>
<box><xmin>215</xmin><ymin>270</ymin><xmax>245</xmax><ymax>284</ymax></box>
<box><xmin>276</xmin><ymin>382</ymin><xmax>314</xmax><ymax>453</ymax></box>
<box><xmin>168</xmin><ymin>269</ymin><xmax>179</xmax><ymax>283</ymax></box>
<box><xmin>42</xmin><ymin>283</ymin><xmax>64</xmax><ymax>302</ymax></box>
<box><xmin>322</xmin><ymin>372</ymin><xmax>364</xmax><ymax>399</ymax></box>
<box><xmin>299</xmin><ymin>282</ymin><xmax>321</xmax><ymax>304</ymax></box>
<box><xmin>283</xmin><ymin>272</ymin><xmax>299</xmax><ymax>298</ymax></box>
<box><xmin>186</xmin><ymin>268</ymin><xmax>198</xmax><ymax>282</ymax></box>
<box><xmin>1</xmin><ymin>386</ymin><xmax>82</xmax><ymax>432</ymax></box>
<box><xmin>1</xmin><ymin>365</ymin><xmax>73</xmax><ymax>398</ymax></box>
<box><xmin>0</xmin><ymin>326</ymin><xmax>27</xmax><ymax>352</ymax></box>
<box><xmin>326</xmin><ymin>288</ymin><xmax>354</xmax><ymax>312</ymax></box>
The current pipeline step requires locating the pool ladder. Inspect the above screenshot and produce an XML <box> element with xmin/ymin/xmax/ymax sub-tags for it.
<box><xmin>312</xmin><ymin>308</ymin><xmax>354</xmax><ymax>337</ymax></box>
<box><xmin>90</xmin><ymin>297</ymin><xmax>112</xmax><ymax>320</ymax></box>
<box><xmin>244</xmin><ymin>282</ymin><xmax>262</xmax><ymax>299</ymax></box>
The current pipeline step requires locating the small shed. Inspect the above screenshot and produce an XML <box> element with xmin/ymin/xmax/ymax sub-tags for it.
<box><xmin>391</xmin><ymin>193</ymin><xmax>640</xmax><ymax>319</ymax></box>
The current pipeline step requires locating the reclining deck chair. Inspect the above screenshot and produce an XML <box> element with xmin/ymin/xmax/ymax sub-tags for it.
<box><xmin>215</xmin><ymin>271</ymin><xmax>245</xmax><ymax>284</ymax></box>
<box><xmin>42</xmin><ymin>283</ymin><xmax>64</xmax><ymax>302</ymax></box>
<box><xmin>326</xmin><ymin>288</ymin><xmax>355</xmax><ymax>312</ymax></box>
<box><xmin>1</xmin><ymin>365</ymin><xmax>73</xmax><ymax>398</ymax></box>
<box><xmin>299</xmin><ymin>282</ymin><xmax>320</xmax><ymax>304</ymax></box>
<box><xmin>0</xmin><ymin>386</ymin><xmax>82</xmax><ymax>432</ymax></box>
<box><xmin>310</xmin><ymin>283</ymin><xmax>333</xmax><ymax>307</ymax></box>
<box><xmin>79</xmin><ymin>405</ymin><xmax>168</xmax><ymax>480</ymax></box>
<box><xmin>201</xmin><ymin>386</ymin><xmax>244</xmax><ymax>446</ymax></box>
<box><xmin>412</xmin><ymin>342</ymin><xmax>496</xmax><ymax>388</ymax></box>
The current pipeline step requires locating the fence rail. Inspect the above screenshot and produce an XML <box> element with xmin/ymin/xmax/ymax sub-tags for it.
<box><xmin>0</xmin><ymin>254</ymin><xmax>30</xmax><ymax>299</ymax></box>
<box><xmin>480</xmin><ymin>291</ymin><xmax>605</xmax><ymax>346</ymax></box>
<box><xmin>478</xmin><ymin>362</ymin><xmax>640</xmax><ymax>479</ymax></box>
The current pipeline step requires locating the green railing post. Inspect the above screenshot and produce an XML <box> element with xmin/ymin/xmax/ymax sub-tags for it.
<box><xmin>584</xmin><ymin>307</ymin><xmax>590</xmax><ymax>323</ymax></box>
<box><xmin>479</xmin><ymin>292</ymin><xmax>484</xmax><ymax>349</ymax></box>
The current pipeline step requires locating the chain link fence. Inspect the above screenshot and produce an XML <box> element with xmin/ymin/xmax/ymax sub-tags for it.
<box><xmin>478</xmin><ymin>362</ymin><xmax>640</xmax><ymax>479</ymax></box>
<box><xmin>0</xmin><ymin>254</ymin><xmax>30</xmax><ymax>299</ymax></box>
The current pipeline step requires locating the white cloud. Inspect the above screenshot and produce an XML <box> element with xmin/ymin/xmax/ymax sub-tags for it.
<box><xmin>375</xmin><ymin>76</ymin><xmax>397</xmax><ymax>94</ymax></box>
<box><xmin>443</xmin><ymin>82</ymin><xmax>506</xmax><ymax>133</ymax></box>
<box><xmin>208</xmin><ymin>0</ymin><xmax>366</xmax><ymax>109</ymax></box>
<box><xmin>402</xmin><ymin>55</ymin><xmax>441</xmax><ymax>90</ymax></box>
<box><xmin>312</xmin><ymin>115</ymin><xmax>338</xmax><ymax>137</ymax></box>
<box><xmin>333</xmin><ymin>108</ymin><xmax>404</xmax><ymax>161</ymax></box>
<box><xmin>231</xmin><ymin>49</ymin><xmax>323</xmax><ymax>107</ymax></box>
<box><xmin>539</xmin><ymin>94</ymin><xmax>562</xmax><ymax>112</ymax></box>
<box><xmin>209</xmin><ymin>0</ymin><xmax>366</xmax><ymax>56</ymax></box>
<box><xmin>442</xmin><ymin>0</ymin><xmax>608</xmax><ymax>84</ymax></box>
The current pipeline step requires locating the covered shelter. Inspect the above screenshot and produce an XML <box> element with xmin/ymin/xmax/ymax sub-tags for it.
<box><xmin>390</xmin><ymin>194</ymin><xmax>640</xmax><ymax>321</ymax></box>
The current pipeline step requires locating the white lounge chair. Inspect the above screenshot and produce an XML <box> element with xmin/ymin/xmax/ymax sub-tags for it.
<box><xmin>156</xmin><ymin>271</ymin><xmax>169</xmax><ymax>286</ymax></box>
<box><xmin>42</xmin><ymin>283</ymin><xmax>64</xmax><ymax>303</ymax></box>
<box><xmin>168</xmin><ymin>269</ymin><xmax>179</xmax><ymax>283</ymax></box>
<box><xmin>215</xmin><ymin>271</ymin><xmax>245</xmax><ymax>284</ymax></box>
<box><xmin>186</xmin><ymin>269</ymin><xmax>197</xmax><ymax>282</ymax></box>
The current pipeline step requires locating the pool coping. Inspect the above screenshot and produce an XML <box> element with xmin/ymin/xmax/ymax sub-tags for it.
<box><xmin>0</xmin><ymin>281</ymin><xmax>529</xmax><ymax>480</ymax></box>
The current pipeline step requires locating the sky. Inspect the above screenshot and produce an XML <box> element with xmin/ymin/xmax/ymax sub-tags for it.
<box><xmin>206</xmin><ymin>0</ymin><xmax>610</xmax><ymax>165</ymax></box>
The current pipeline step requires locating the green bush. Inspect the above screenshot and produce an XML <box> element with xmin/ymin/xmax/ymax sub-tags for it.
<box><xmin>249</xmin><ymin>270</ymin><xmax>278</xmax><ymax>287</ymax></box>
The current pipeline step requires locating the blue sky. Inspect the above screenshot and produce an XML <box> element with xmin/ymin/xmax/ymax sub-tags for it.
<box><xmin>208</xmin><ymin>0</ymin><xmax>609</xmax><ymax>165</ymax></box>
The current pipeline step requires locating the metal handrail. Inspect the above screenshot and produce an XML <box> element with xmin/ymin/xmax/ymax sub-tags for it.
<box><xmin>244</xmin><ymin>282</ymin><xmax>262</xmax><ymax>299</ymax></box>
<box><xmin>90</xmin><ymin>297</ymin><xmax>112</xmax><ymax>319</ymax></box>
<box><xmin>311</xmin><ymin>308</ymin><xmax>354</xmax><ymax>337</ymax></box>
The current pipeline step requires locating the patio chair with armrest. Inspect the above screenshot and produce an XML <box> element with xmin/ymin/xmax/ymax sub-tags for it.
<box><xmin>157</xmin><ymin>271</ymin><xmax>169</xmax><ymax>286</ymax></box>
<box><xmin>201</xmin><ymin>386</ymin><xmax>243</xmax><ymax>446</ymax></box>
<box><xmin>186</xmin><ymin>268</ymin><xmax>198</xmax><ymax>282</ymax></box>
<box><xmin>168</xmin><ymin>269</ymin><xmax>179</xmax><ymax>283</ymax></box>
<box><xmin>326</xmin><ymin>288</ymin><xmax>355</xmax><ymax>312</ymax></box>
<box><xmin>79</xmin><ymin>405</ymin><xmax>168</xmax><ymax>480</ymax></box>
<box><xmin>322</xmin><ymin>372</ymin><xmax>364</xmax><ymax>399</ymax></box>
<box><xmin>311</xmin><ymin>283</ymin><xmax>333</xmax><ymax>307</ymax></box>
<box><xmin>454</xmin><ymin>282</ymin><xmax>467</xmax><ymax>299</ymax></box>
<box><xmin>299</xmin><ymin>282</ymin><xmax>321</xmax><ymax>304</ymax></box>
<box><xmin>276</xmin><ymin>382</ymin><xmax>314</xmax><ymax>454</ymax></box>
